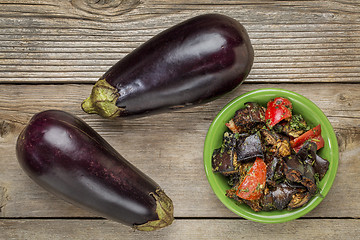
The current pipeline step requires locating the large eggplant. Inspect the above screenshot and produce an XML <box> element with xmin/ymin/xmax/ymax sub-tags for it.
<box><xmin>16</xmin><ymin>110</ymin><xmax>173</xmax><ymax>231</ymax></box>
<box><xmin>82</xmin><ymin>13</ymin><xmax>254</xmax><ymax>118</ymax></box>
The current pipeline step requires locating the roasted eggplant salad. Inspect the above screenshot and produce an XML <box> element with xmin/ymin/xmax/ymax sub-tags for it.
<box><xmin>212</xmin><ymin>97</ymin><xmax>330</xmax><ymax>212</ymax></box>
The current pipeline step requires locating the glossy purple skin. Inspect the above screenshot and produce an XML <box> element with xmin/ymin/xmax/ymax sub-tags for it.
<box><xmin>103</xmin><ymin>13</ymin><xmax>254</xmax><ymax>115</ymax></box>
<box><xmin>16</xmin><ymin>110</ymin><xmax>159</xmax><ymax>226</ymax></box>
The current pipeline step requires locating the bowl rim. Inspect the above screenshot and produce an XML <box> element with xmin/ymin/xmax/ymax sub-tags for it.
<box><xmin>203</xmin><ymin>88</ymin><xmax>339</xmax><ymax>223</ymax></box>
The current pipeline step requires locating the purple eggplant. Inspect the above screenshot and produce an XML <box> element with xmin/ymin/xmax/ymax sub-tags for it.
<box><xmin>82</xmin><ymin>13</ymin><xmax>254</xmax><ymax>118</ymax></box>
<box><xmin>261</xmin><ymin>183</ymin><xmax>297</xmax><ymax>211</ymax></box>
<box><xmin>16</xmin><ymin>110</ymin><xmax>173</xmax><ymax>231</ymax></box>
<box><xmin>236</xmin><ymin>132</ymin><xmax>263</xmax><ymax>162</ymax></box>
<box><xmin>229</xmin><ymin>102</ymin><xmax>266</xmax><ymax>133</ymax></box>
<box><xmin>314</xmin><ymin>154</ymin><xmax>330</xmax><ymax>180</ymax></box>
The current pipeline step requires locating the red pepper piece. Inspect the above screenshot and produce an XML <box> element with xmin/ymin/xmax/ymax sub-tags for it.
<box><xmin>236</xmin><ymin>157</ymin><xmax>267</xmax><ymax>200</ymax></box>
<box><xmin>291</xmin><ymin>124</ymin><xmax>324</xmax><ymax>152</ymax></box>
<box><xmin>265</xmin><ymin>97</ymin><xmax>292</xmax><ymax>128</ymax></box>
<box><xmin>293</xmin><ymin>135</ymin><xmax>324</xmax><ymax>152</ymax></box>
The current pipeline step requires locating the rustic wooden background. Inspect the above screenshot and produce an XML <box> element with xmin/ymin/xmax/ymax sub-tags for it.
<box><xmin>0</xmin><ymin>0</ymin><xmax>359</xmax><ymax>239</ymax></box>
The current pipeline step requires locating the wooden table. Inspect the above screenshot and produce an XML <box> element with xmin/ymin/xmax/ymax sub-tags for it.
<box><xmin>1</xmin><ymin>0</ymin><xmax>359</xmax><ymax>239</ymax></box>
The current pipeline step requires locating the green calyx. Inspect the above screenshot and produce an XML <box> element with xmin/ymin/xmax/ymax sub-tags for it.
<box><xmin>134</xmin><ymin>188</ymin><xmax>174</xmax><ymax>231</ymax></box>
<box><xmin>81</xmin><ymin>79</ymin><xmax>123</xmax><ymax>118</ymax></box>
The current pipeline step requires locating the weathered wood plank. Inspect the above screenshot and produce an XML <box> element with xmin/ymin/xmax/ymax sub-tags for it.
<box><xmin>0</xmin><ymin>83</ymin><xmax>359</xmax><ymax>219</ymax></box>
<box><xmin>1</xmin><ymin>0</ymin><xmax>360</xmax><ymax>83</ymax></box>
<box><xmin>1</xmin><ymin>0</ymin><xmax>359</xmax><ymax>238</ymax></box>
<box><xmin>0</xmin><ymin>219</ymin><xmax>359</xmax><ymax>240</ymax></box>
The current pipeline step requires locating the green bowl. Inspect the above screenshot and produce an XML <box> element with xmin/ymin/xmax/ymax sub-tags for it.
<box><xmin>203</xmin><ymin>88</ymin><xmax>338</xmax><ymax>223</ymax></box>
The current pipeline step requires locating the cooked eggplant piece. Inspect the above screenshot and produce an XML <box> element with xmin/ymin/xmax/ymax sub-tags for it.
<box><xmin>276</xmin><ymin>138</ymin><xmax>292</xmax><ymax>157</ymax></box>
<box><xmin>82</xmin><ymin>14</ymin><xmax>254</xmax><ymax>118</ymax></box>
<box><xmin>297</xmin><ymin>140</ymin><xmax>329</xmax><ymax>180</ymax></box>
<box><xmin>302</xmin><ymin>164</ymin><xmax>317</xmax><ymax>195</ymax></box>
<box><xmin>283</xmin><ymin>155</ymin><xmax>304</xmax><ymax>183</ymax></box>
<box><xmin>285</xmin><ymin>181</ymin><xmax>307</xmax><ymax>190</ymax></box>
<box><xmin>274</xmin><ymin>114</ymin><xmax>309</xmax><ymax>138</ymax></box>
<box><xmin>274</xmin><ymin>124</ymin><xmax>303</xmax><ymax>138</ymax></box>
<box><xmin>284</xmin><ymin>152</ymin><xmax>317</xmax><ymax>194</ymax></box>
<box><xmin>16</xmin><ymin>110</ymin><xmax>173</xmax><ymax>231</ymax></box>
<box><xmin>296</xmin><ymin>141</ymin><xmax>317</xmax><ymax>165</ymax></box>
<box><xmin>266</xmin><ymin>156</ymin><xmax>278</xmax><ymax>184</ymax></box>
<box><xmin>260</xmin><ymin>129</ymin><xmax>280</xmax><ymax>146</ymax></box>
<box><xmin>212</xmin><ymin>132</ymin><xmax>239</xmax><ymax>174</ymax></box>
<box><xmin>288</xmin><ymin>191</ymin><xmax>312</xmax><ymax>209</ymax></box>
<box><xmin>271</xmin><ymin>183</ymin><xmax>297</xmax><ymax>210</ymax></box>
<box><xmin>314</xmin><ymin>154</ymin><xmax>330</xmax><ymax>180</ymax></box>
<box><xmin>266</xmin><ymin>156</ymin><xmax>283</xmax><ymax>187</ymax></box>
<box><xmin>222</xmin><ymin>131</ymin><xmax>244</xmax><ymax>149</ymax></box>
<box><xmin>226</xmin><ymin>102</ymin><xmax>266</xmax><ymax>133</ymax></box>
<box><xmin>236</xmin><ymin>132</ymin><xmax>263</xmax><ymax>162</ymax></box>
<box><xmin>262</xmin><ymin>183</ymin><xmax>311</xmax><ymax>211</ymax></box>
<box><xmin>261</xmin><ymin>183</ymin><xmax>297</xmax><ymax>211</ymax></box>
<box><xmin>295</xmin><ymin>141</ymin><xmax>320</xmax><ymax>194</ymax></box>
<box><xmin>212</xmin><ymin>148</ymin><xmax>238</xmax><ymax>175</ymax></box>
<box><xmin>261</xmin><ymin>188</ymin><xmax>276</xmax><ymax>211</ymax></box>
<box><xmin>260</xmin><ymin>129</ymin><xmax>291</xmax><ymax>157</ymax></box>
<box><xmin>243</xmin><ymin>199</ymin><xmax>262</xmax><ymax>212</ymax></box>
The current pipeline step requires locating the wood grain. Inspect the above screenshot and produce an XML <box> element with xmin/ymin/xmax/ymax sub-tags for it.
<box><xmin>0</xmin><ymin>83</ymin><xmax>359</xmax><ymax>219</ymax></box>
<box><xmin>1</xmin><ymin>0</ymin><xmax>360</xmax><ymax>238</ymax></box>
<box><xmin>1</xmin><ymin>219</ymin><xmax>359</xmax><ymax>240</ymax></box>
<box><xmin>1</xmin><ymin>0</ymin><xmax>360</xmax><ymax>83</ymax></box>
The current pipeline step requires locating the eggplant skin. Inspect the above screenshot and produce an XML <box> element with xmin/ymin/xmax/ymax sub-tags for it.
<box><xmin>82</xmin><ymin>13</ymin><xmax>254</xmax><ymax>118</ymax></box>
<box><xmin>16</xmin><ymin>110</ymin><xmax>174</xmax><ymax>231</ymax></box>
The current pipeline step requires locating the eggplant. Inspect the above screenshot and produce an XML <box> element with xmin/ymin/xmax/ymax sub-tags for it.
<box><xmin>314</xmin><ymin>154</ymin><xmax>330</xmax><ymax>180</ymax></box>
<box><xmin>236</xmin><ymin>132</ymin><xmax>263</xmax><ymax>162</ymax></box>
<box><xmin>288</xmin><ymin>191</ymin><xmax>312</xmax><ymax>209</ymax></box>
<box><xmin>266</xmin><ymin>156</ymin><xmax>283</xmax><ymax>186</ymax></box>
<box><xmin>227</xmin><ymin>102</ymin><xmax>266</xmax><ymax>133</ymax></box>
<box><xmin>301</xmin><ymin>164</ymin><xmax>317</xmax><ymax>194</ymax></box>
<box><xmin>16</xmin><ymin>110</ymin><xmax>174</xmax><ymax>231</ymax></box>
<box><xmin>261</xmin><ymin>183</ymin><xmax>297</xmax><ymax>211</ymax></box>
<box><xmin>260</xmin><ymin>128</ymin><xmax>280</xmax><ymax>146</ymax></box>
<box><xmin>296</xmin><ymin>141</ymin><xmax>317</xmax><ymax>165</ymax></box>
<box><xmin>283</xmin><ymin>155</ymin><xmax>304</xmax><ymax>183</ymax></box>
<box><xmin>297</xmin><ymin>141</ymin><xmax>330</xmax><ymax>180</ymax></box>
<box><xmin>82</xmin><ymin>13</ymin><xmax>254</xmax><ymax>118</ymax></box>
<box><xmin>260</xmin><ymin>129</ymin><xmax>291</xmax><ymax>157</ymax></box>
<box><xmin>239</xmin><ymin>103</ymin><xmax>266</xmax><ymax>127</ymax></box>
<box><xmin>212</xmin><ymin>132</ymin><xmax>238</xmax><ymax>175</ymax></box>
<box><xmin>212</xmin><ymin>148</ymin><xmax>237</xmax><ymax>174</ymax></box>
<box><xmin>284</xmin><ymin>153</ymin><xmax>318</xmax><ymax>195</ymax></box>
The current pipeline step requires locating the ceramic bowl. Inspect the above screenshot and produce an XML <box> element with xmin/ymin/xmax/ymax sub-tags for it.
<box><xmin>203</xmin><ymin>88</ymin><xmax>338</xmax><ymax>223</ymax></box>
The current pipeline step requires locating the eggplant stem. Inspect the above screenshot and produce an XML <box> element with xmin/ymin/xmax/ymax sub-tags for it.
<box><xmin>81</xmin><ymin>79</ymin><xmax>123</xmax><ymax>118</ymax></box>
<box><xmin>134</xmin><ymin>188</ymin><xmax>174</xmax><ymax>231</ymax></box>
